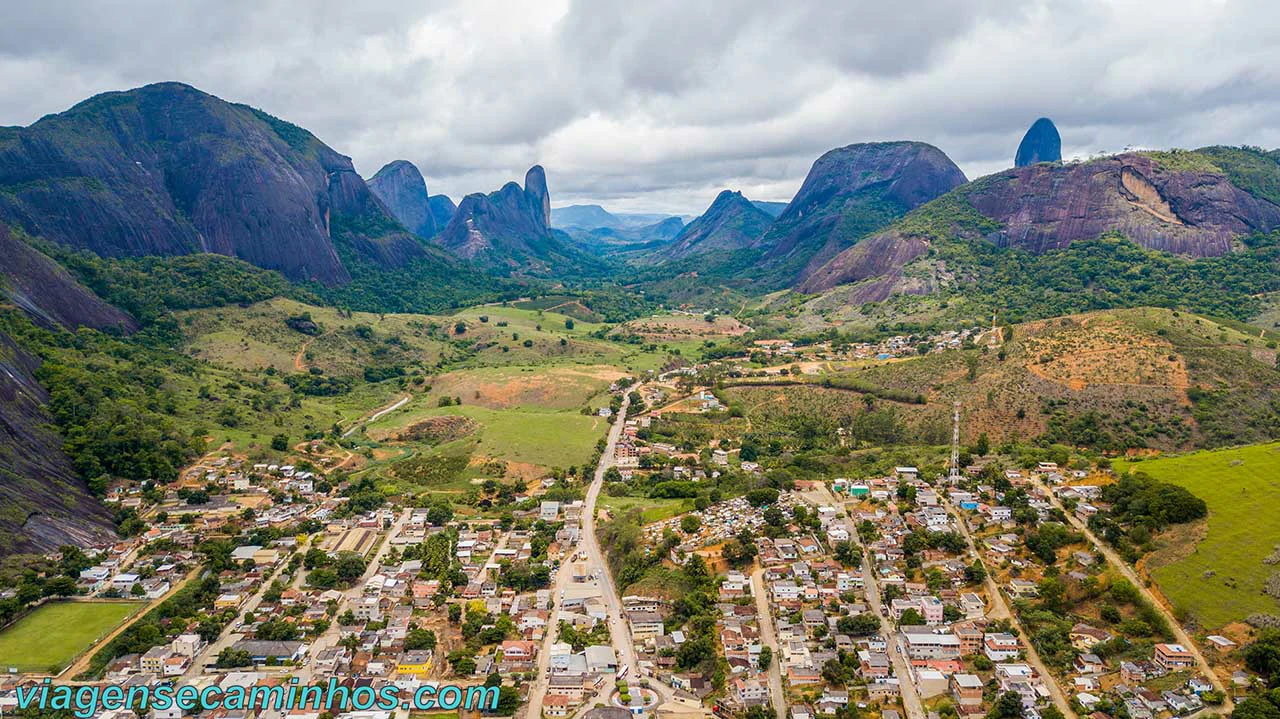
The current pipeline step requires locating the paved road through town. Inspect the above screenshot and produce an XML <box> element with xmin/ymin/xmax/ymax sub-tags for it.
<box><xmin>750</xmin><ymin>567</ymin><xmax>787</xmax><ymax>719</ymax></box>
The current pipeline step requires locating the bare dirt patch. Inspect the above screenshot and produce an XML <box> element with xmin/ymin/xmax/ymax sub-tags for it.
<box><xmin>430</xmin><ymin>366</ymin><xmax>624</xmax><ymax>411</ymax></box>
<box><xmin>395</xmin><ymin>415</ymin><xmax>478</xmax><ymax>444</ymax></box>
<box><xmin>1142</xmin><ymin>519</ymin><xmax>1209</xmax><ymax>575</ymax></box>
<box><xmin>615</xmin><ymin>314</ymin><xmax>752</xmax><ymax>340</ymax></box>
<box><xmin>1021</xmin><ymin>317</ymin><xmax>1189</xmax><ymax>396</ymax></box>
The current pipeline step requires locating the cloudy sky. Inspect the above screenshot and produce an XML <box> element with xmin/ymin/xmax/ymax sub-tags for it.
<box><xmin>4</xmin><ymin>0</ymin><xmax>1280</xmax><ymax>214</ymax></box>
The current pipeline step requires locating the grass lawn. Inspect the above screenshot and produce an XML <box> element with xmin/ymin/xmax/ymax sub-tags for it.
<box><xmin>368</xmin><ymin>400</ymin><xmax>607</xmax><ymax>471</ymax></box>
<box><xmin>0</xmin><ymin>600</ymin><xmax>145</xmax><ymax>673</ymax></box>
<box><xmin>1115</xmin><ymin>442</ymin><xmax>1280</xmax><ymax>629</ymax></box>
<box><xmin>598</xmin><ymin>495</ymin><xmax>695</xmax><ymax>523</ymax></box>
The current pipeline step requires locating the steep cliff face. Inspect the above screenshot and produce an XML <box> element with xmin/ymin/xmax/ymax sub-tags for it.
<box><xmin>0</xmin><ymin>82</ymin><xmax>424</xmax><ymax>285</ymax></box>
<box><xmin>970</xmin><ymin>153</ymin><xmax>1280</xmax><ymax>256</ymax></box>
<box><xmin>799</xmin><ymin>150</ymin><xmax>1280</xmax><ymax>293</ymax></box>
<box><xmin>660</xmin><ymin>190</ymin><xmax>774</xmax><ymax>260</ymax></box>
<box><xmin>428</xmin><ymin>195</ymin><xmax>457</xmax><ymax>229</ymax></box>
<box><xmin>0</xmin><ymin>223</ymin><xmax>138</xmax><ymax>332</ymax></box>
<box><xmin>749</xmin><ymin>141</ymin><xmax>967</xmax><ymax>285</ymax></box>
<box><xmin>0</xmin><ymin>332</ymin><xmax>116</xmax><ymax>555</ymax></box>
<box><xmin>368</xmin><ymin>160</ymin><xmax>438</xmax><ymax>238</ymax></box>
<box><xmin>436</xmin><ymin>165</ymin><xmax>600</xmax><ymax>274</ymax></box>
<box><xmin>1015</xmin><ymin>117</ymin><xmax>1062</xmax><ymax>167</ymax></box>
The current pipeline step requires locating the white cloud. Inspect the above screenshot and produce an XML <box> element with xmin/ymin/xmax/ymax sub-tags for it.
<box><xmin>3</xmin><ymin>0</ymin><xmax>1280</xmax><ymax>214</ymax></box>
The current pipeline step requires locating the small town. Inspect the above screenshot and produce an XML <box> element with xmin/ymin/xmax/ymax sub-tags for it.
<box><xmin>0</xmin><ymin>360</ymin><xmax>1269</xmax><ymax>719</ymax></box>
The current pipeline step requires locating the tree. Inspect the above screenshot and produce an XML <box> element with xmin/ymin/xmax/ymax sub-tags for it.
<box><xmin>304</xmin><ymin>547</ymin><xmax>331</xmax><ymax>569</ymax></box>
<box><xmin>271</xmin><ymin>434</ymin><xmax>289</xmax><ymax>451</ymax></box>
<box><xmin>216</xmin><ymin>647</ymin><xmax>253</xmax><ymax>668</ymax></box>
<box><xmin>1245</xmin><ymin>629</ymin><xmax>1280</xmax><ymax>683</ymax></box>
<box><xmin>833</xmin><ymin>541</ymin><xmax>860</xmax><ymax>567</ymax></box>
<box><xmin>745</xmin><ymin>488</ymin><xmax>780</xmax><ymax>507</ymax></box>
<box><xmin>334</xmin><ymin>552</ymin><xmax>367</xmax><ymax>584</ymax></box>
<box><xmin>1233</xmin><ymin>698</ymin><xmax>1280</xmax><ymax>719</ymax></box>
<box><xmin>405</xmin><ymin>627</ymin><xmax>437</xmax><ymax>651</ymax></box>
<box><xmin>1039</xmin><ymin>707</ymin><xmax>1065</xmax><ymax>719</ymax></box>
<box><xmin>44</xmin><ymin>576</ymin><xmax>79</xmax><ymax>597</ymax></box>
<box><xmin>837</xmin><ymin>613</ymin><xmax>881</xmax><ymax>636</ymax></box>
<box><xmin>974</xmin><ymin>432</ymin><xmax>990</xmax><ymax>456</ymax></box>
<box><xmin>680</xmin><ymin>515</ymin><xmax>702</xmax><ymax>534</ymax></box>
<box><xmin>899</xmin><ymin>608</ymin><xmax>926</xmax><ymax>626</ymax></box>
<box><xmin>758</xmin><ymin>646</ymin><xmax>772</xmax><ymax>671</ymax></box>
<box><xmin>985</xmin><ymin>691</ymin><xmax>1024</xmax><ymax>719</ymax></box>
<box><xmin>448</xmin><ymin>650</ymin><xmax>476</xmax><ymax>675</ymax></box>
<box><xmin>494</xmin><ymin>685</ymin><xmax>520</xmax><ymax>715</ymax></box>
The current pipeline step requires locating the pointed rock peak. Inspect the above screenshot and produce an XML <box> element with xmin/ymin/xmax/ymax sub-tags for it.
<box><xmin>367</xmin><ymin>160</ymin><xmax>435</xmax><ymax>238</ymax></box>
<box><xmin>372</xmin><ymin>159</ymin><xmax>423</xmax><ymax>181</ymax></box>
<box><xmin>711</xmin><ymin>189</ymin><xmax>745</xmax><ymax>204</ymax></box>
<box><xmin>1015</xmin><ymin>117</ymin><xmax>1062</xmax><ymax>167</ymax></box>
<box><xmin>703</xmin><ymin>189</ymin><xmax>760</xmax><ymax>216</ymax></box>
<box><xmin>524</xmin><ymin>165</ymin><xmax>551</xmax><ymax>227</ymax></box>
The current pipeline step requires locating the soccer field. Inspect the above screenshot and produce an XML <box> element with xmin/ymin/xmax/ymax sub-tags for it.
<box><xmin>1116</xmin><ymin>442</ymin><xmax>1280</xmax><ymax>629</ymax></box>
<box><xmin>0</xmin><ymin>600</ymin><xmax>145</xmax><ymax>674</ymax></box>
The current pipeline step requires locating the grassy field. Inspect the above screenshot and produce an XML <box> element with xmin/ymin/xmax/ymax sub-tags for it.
<box><xmin>597</xmin><ymin>495</ymin><xmax>695</xmax><ymax>523</ymax></box>
<box><xmin>423</xmin><ymin>365</ymin><xmax>623</xmax><ymax>412</ymax></box>
<box><xmin>0</xmin><ymin>600</ymin><xmax>145</xmax><ymax>673</ymax></box>
<box><xmin>366</xmin><ymin>397</ymin><xmax>607</xmax><ymax>473</ymax></box>
<box><xmin>1115</xmin><ymin>442</ymin><xmax>1280</xmax><ymax>629</ymax></box>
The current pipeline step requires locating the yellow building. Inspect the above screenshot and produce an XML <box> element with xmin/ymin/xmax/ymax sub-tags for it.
<box><xmin>397</xmin><ymin>650</ymin><xmax>434</xmax><ymax>678</ymax></box>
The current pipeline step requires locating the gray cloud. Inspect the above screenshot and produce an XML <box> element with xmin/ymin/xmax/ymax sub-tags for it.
<box><xmin>3</xmin><ymin>0</ymin><xmax>1280</xmax><ymax>214</ymax></box>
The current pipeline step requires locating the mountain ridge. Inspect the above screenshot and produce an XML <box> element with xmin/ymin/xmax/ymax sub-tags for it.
<box><xmin>0</xmin><ymin>83</ymin><xmax>447</xmax><ymax>285</ymax></box>
<box><xmin>747</xmin><ymin>140</ymin><xmax>968</xmax><ymax>287</ymax></box>
<box><xmin>659</xmin><ymin>189</ymin><xmax>774</xmax><ymax>261</ymax></box>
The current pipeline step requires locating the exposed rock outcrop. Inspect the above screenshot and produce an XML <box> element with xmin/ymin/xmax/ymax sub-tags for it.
<box><xmin>368</xmin><ymin>160</ymin><xmax>437</xmax><ymax>238</ymax></box>
<box><xmin>0</xmin><ymin>82</ymin><xmax>426</xmax><ymax>285</ymax></box>
<box><xmin>660</xmin><ymin>190</ymin><xmax>773</xmax><ymax>260</ymax></box>
<box><xmin>0</xmin><ymin>332</ymin><xmax>116</xmax><ymax>555</ymax></box>
<box><xmin>436</xmin><ymin>165</ymin><xmax>599</xmax><ymax>274</ymax></box>
<box><xmin>1015</xmin><ymin>117</ymin><xmax>1063</xmax><ymax>167</ymax></box>
<box><xmin>428</xmin><ymin>194</ymin><xmax>457</xmax><ymax>229</ymax></box>
<box><xmin>749</xmin><ymin>141</ymin><xmax>967</xmax><ymax>285</ymax></box>
<box><xmin>971</xmin><ymin>153</ymin><xmax>1280</xmax><ymax>256</ymax></box>
<box><xmin>0</xmin><ymin>222</ymin><xmax>138</xmax><ymax>332</ymax></box>
<box><xmin>799</xmin><ymin>151</ymin><xmax>1280</xmax><ymax>293</ymax></box>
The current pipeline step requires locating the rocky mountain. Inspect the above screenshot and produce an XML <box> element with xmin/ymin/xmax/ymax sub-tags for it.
<box><xmin>564</xmin><ymin>217</ymin><xmax>685</xmax><ymax>257</ymax></box>
<box><xmin>0</xmin><ymin>82</ymin><xmax>432</xmax><ymax>285</ymax></box>
<box><xmin>0</xmin><ymin>222</ymin><xmax>137</xmax><ymax>332</ymax></box>
<box><xmin>368</xmin><ymin>160</ymin><xmax>437</xmax><ymax>238</ymax></box>
<box><xmin>0</xmin><ymin>330</ymin><xmax>117</xmax><ymax>555</ymax></box>
<box><xmin>436</xmin><ymin>166</ymin><xmax>603</xmax><ymax>274</ymax></box>
<box><xmin>1015</xmin><ymin>117</ymin><xmax>1063</xmax><ymax>167</ymax></box>
<box><xmin>799</xmin><ymin>148</ymin><xmax>1280</xmax><ymax>295</ymax></box>
<box><xmin>660</xmin><ymin>190</ymin><xmax>774</xmax><ymax>261</ymax></box>
<box><xmin>748</xmin><ymin>141</ymin><xmax>968</xmax><ymax>286</ymax></box>
<box><xmin>552</xmin><ymin>204</ymin><xmax>621</xmax><ymax>229</ymax></box>
<box><xmin>552</xmin><ymin>204</ymin><xmax>683</xmax><ymax>231</ymax></box>
<box><xmin>428</xmin><ymin>194</ymin><xmax>457</xmax><ymax>229</ymax></box>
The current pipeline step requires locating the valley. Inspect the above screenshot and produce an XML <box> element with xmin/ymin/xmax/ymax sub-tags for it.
<box><xmin>2</xmin><ymin>80</ymin><xmax>1280</xmax><ymax>719</ymax></box>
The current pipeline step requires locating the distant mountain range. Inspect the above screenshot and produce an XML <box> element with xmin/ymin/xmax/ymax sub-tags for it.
<box><xmin>797</xmin><ymin>146</ymin><xmax>1280</xmax><ymax>298</ymax></box>
<box><xmin>5</xmin><ymin>84</ymin><xmax>1280</xmax><ymax>559</ymax></box>
<box><xmin>551</xmin><ymin>204</ymin><xmax>685</xmax><ymax>230</ymax></box>
<box><xmin>0</xmin><ymin>82</ymin><xmax>448</xmax><ymax>286</ymax></box>
<box><xmin>5</xmin><ymin>85</ymin><xmax>1280</xmax><ymax>312</ymax></box>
